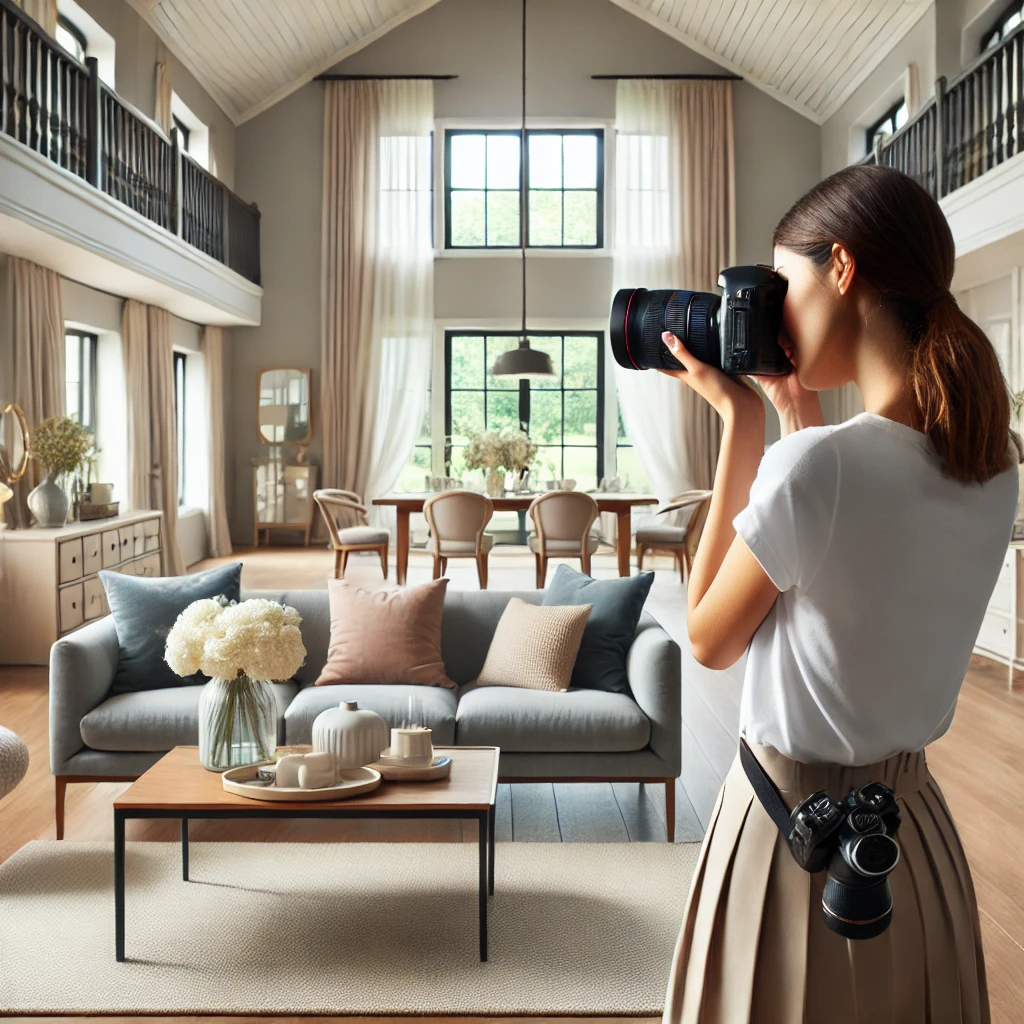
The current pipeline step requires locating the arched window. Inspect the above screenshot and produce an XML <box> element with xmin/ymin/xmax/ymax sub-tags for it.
<box><xmin>55</xmin><ymin>13</ymin><xmax>87</xmax><ymax>63</ymax></box>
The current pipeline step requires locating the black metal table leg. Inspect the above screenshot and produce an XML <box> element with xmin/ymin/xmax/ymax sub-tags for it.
<box><xmin>181</xmin><ymin>817</ymin><xmax>189</xmax><ymax>881</ymax></box>
<box><xmin>114</xmin><ymin>809</ymin><xmax>125</xmax><ymax>962</ymax></box>
<box><xmin>478</xmin><ymin>810</ymin><xmax>488</xmax><ymax>961</ymax></box>
<box><xmin>488</xmin><ymin>803</ymin><xmax>495</xmax><ymax>897</ymax></box>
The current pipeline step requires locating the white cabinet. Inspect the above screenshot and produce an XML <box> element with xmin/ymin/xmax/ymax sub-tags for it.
<box><xmin>0</xmin><ymin>511</ymin><xmax>164</xmax><ymax>666</ymax></box>
<box><xmin>975</xmin><ymin>545</ymin><xmax>1024</xmax><ymax>689</ymax></box>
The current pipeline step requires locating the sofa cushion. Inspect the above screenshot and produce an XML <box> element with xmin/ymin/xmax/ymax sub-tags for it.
<box><xmin>100</xmin><ymin>562</ymin><xmax>243</xmax><ymax>695</ymax></box>
<box><xmin>542</xmin><ymin>564</ymin><xmax>655</xmax><ymax>694</ymax></box>
<box><xmin>79</xmin><ymin>682</ymin><xmax>296</xmax><ymax>752</ymax></box>
<box><xmin>454</xmin><ymin>685</ymin><xmax>650</xmax><ymax>752</ymax></box>
<box><xmin>476</xmin><ymin>598</ymin><xmax>592</xmax><ymax>693</ymax></box>
<box><xmin>315</xmin><ymin>577</ymin><xmax>456</xmax><ymax>689</ymax></box>
<box><xmin>284</xmin><ymin>684</ymin><xmax>458</xmax><ymax>745</ymax></box>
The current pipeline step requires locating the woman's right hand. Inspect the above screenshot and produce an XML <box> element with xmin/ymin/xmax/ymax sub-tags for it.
<box><xmin>747</xmin><ymin>327</ymin><xmax>824</xmax><ymax>435</ymax></box>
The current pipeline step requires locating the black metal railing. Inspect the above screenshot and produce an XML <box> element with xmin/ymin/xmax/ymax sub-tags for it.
<box><xmin>0</xmin><ymin>0</ymin><xmax>260</xmax><ymax>284</ymax></box>
<box><xmin>861</xmin><ymin>21</ymin><xmax>1024</xmax><ymax>202</ymax></box>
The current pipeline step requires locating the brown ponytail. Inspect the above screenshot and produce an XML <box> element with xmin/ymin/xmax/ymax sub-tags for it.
<box><xmin>773</xmin><ymin>164</ymin><xmax>1017</xmax><ymax>486</ymax></box>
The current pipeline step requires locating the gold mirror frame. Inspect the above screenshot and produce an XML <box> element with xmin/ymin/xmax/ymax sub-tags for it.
<box><xmin>256</xmin><ymin>367</ymin><xmax>312</xmax><ymax>445</ymax></box>
<box><xmin>0</xmin><ymin>402</ymin><xmax>29</xmax><ymax>483</ymax></box>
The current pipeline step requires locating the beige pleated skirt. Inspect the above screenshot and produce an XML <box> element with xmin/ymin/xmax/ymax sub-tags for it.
<box><xmin>663</xmin><ymin>743</ymin><xmax>989</xmax><ymax>1024</ymax></box>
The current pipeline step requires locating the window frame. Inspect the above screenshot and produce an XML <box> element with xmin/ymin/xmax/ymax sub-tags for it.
<box><xmin>172</xmin><ymin>114</ymin><xmax>191</xmax><ymax>154</ymax></box>
<box><xmin>981</xmin><ymin>0</ymin><xmax>1023</xmax><ymax>52</ymax></box>
<box><xmin>173</xmin><ymin>351</ymin><xmax>186</xmax><ymax>506</ymax></box>
<box><xmin>56</xmin><ymin>14</ymin><xmax>87</xmax><ymax>63</ymax></box>
<box><xmin>865</xmin><ymin>98</ymin><xmax>907</xmax><ymax>153</ymax></box>
<box><xmin>443</xmin><ymin>330</ymin><xmax>606</xmax><ymax>487</ymax></box>
<box><xmin>64</xmin><ymin>329</ymin><xmax>97</xmax><ymax>432</ymax></box>
<box><xmin>444</xmin><ymin>128</ymin><xmax>605</xmax><ymax>250</ymax></box>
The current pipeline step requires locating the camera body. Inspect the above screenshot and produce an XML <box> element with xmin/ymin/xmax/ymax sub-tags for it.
<box><xmin>788</xmin><ymin>782</ymin><xmax>903</xmax><ymax>940</ymax></box>
<box><xmin>609</xmin><ymin>265</ymin><xmax>792</xmax><ymax>375</ymax></box>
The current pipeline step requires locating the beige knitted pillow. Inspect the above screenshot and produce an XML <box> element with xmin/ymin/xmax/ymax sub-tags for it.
<box><xmin>476</xmin><ymin>598</ymin><xmax>593</xmax><ymax>692</ymax></box>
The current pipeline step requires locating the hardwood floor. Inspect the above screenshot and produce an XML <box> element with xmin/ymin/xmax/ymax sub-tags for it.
<box><xmin>1</xmin><ymin>545</ymin><xmax>1022</xmax><ymax>1022</ymax></box>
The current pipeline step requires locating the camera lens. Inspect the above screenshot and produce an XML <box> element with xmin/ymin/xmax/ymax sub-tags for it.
<box><xmin>610</xmin><ymin>288</ymin><xmax>722</xmax><ymax>372</ymax></box>
<box><xmin>847</xmin><ymin>833</ymin><xmax>900</xmax><ymax>876</ymax></box>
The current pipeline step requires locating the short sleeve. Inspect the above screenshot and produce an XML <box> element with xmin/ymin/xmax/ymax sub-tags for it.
<box><xmin>732</xmin><ymin>429</ymin><xmax>840</xmax><ymax>592</ymax></box>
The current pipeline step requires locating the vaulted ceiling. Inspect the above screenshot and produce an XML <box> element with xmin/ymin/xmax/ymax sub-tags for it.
<box><xmin>125</xmin><ymin>0</ymin><xmax>932</xmax><ymax>126</ymax></box>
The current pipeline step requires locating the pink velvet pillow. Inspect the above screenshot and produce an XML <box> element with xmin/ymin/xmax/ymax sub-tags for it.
<box><xmin>315</xmin><ymin>577</ymin><xmax>456</xmax><ymax>688</ymax></box>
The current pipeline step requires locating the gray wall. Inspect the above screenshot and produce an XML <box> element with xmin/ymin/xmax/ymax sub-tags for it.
<box><xmin>74</xmin><ymin>0</ymin><xmax>236</xmax><ymax>186</ymax></box>
<box><xmin>231</xmin><ymin>0</ymin><xmax>821</xmax><ymax>542</ymax></box>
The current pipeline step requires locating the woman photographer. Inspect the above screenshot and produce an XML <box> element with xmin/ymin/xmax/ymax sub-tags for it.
<box><xmin>660</xmin><ymin>164</ymin><xmax>1020</xmax><ymax>1024</ymax></box>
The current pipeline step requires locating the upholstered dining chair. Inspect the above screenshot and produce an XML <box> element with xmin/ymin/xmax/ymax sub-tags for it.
<box><xmin>527</xmin><ymin>491</ymin><xmax>601</xmax><ymax>588</ymax></box>
<box><xmin>313</xmin><ymin>489</ymin><xmax>389</xmax><ymax>580</ymax></box>
<box><xmin>423</xmin><ymin>490</ymin><xmax>495</xmax><ymax>589</ymax></box>
<box><xmin>635</xmin><ymin>490</ymin><xmax>714</xmax><ymax>584</ymax></box>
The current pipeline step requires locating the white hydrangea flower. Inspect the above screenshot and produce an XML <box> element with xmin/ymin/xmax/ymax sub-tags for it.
<box><xmin>163</xmin><ymin>597</ymin><xmax>306</xmax><ymax>682</ymax></box>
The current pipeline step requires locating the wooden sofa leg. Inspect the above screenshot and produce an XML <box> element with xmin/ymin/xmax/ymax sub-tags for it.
<box><xmin>55</xmin><ymin>776</ymin><xmax>67</xmax><ymax>841</ymax></box>
<box><xmin>665</xmin><ymin>780</ymin><xmax>675</xmax><ymax>842</ymax></box>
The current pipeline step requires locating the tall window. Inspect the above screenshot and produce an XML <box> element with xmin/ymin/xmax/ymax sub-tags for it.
<box><xmin>615</xmin><ymin>409</ymin><xmax>649</xmax><ymax>493</ymax></box>
<box><xmin>445</xmin><ymin>332</ymin><xmax>604</xmax><ymax>491</ymax></box>
<box><xmin>173</xmin><ymin>115</ymin><xmax>191</xmax><ymax>154</ymax></box>
<box><xmin>64</xmin><ymin>330</ymin><xmax>96</xmax><ymax>430</ymax></box>
<box><xmin>445</xmin><ymin>129</ymin><xmax>603</xmax><ymax>249</ymax></box>
<box><xmin>866</xmin><ymin>99</ymin><xmax>908</xmax><ymax>152</ymax></box>
<box><xmin>173</xmin><ymin>352</ymin><xmax>186</xmax><ymax>505</ymax></box>
<box><xmin>982</xmin><ymin>1</ymin><xmax>1023</xmax><ymax>51</ymax></box>
<box><xmin>55</xmin><ymin>14</ymin><xmax>87</xmax><ymax>63</ymax></box>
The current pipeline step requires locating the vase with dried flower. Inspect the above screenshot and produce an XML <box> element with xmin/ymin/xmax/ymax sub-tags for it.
<box><xmin>165</xmin><ymin>596</ymin><xmax>307</xmax><ymax>770</ymax></box>
<box><xmin>27</xmin><ymin>416</ymin><xmax>92</xmax><ymax>528</ymax></box>
<box><xmin>463</xmin><ymin>427</ymin><xmax>538</xmax><ymax>497</ymax></box>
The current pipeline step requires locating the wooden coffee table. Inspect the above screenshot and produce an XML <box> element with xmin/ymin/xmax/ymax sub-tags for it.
<box><xmin>112</xmin><ymin>745</ymin><xmax>499</xmax><ymax>963</ymax></box>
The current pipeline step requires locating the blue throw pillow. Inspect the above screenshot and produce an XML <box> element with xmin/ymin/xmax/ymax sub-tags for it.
<box><xmin>99</xmin><ymin>562</ymin><xmax>243</xmax><ymax>694</ymax></box>
<box><xmin>541</xmin><ymin>563</ymin><xmax>655</xmax><ymax>693</ymax></box>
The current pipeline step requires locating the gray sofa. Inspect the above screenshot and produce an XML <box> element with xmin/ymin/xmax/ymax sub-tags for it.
<box><xmin>50</xmin><ymin>588</ymin><xmax>681</xmax><ymax>838</ymax></box>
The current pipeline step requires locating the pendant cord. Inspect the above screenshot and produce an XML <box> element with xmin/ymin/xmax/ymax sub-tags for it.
<box><xmin>521</xmin><ymin>0</ymin><xmax>527</xmax><ymax>342</ymax></box>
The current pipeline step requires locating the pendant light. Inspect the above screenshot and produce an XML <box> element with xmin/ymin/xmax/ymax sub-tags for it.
<box><xmin>490</xmin><ymin>0</ymin><xmax>554</xmax><ymax>379</ymax></box>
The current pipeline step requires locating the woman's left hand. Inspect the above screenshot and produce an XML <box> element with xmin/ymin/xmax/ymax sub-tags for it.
<box><xmin>658</xmin><ymin>331</ymin><xmax>764</xmax><ymax>423</ymax></box>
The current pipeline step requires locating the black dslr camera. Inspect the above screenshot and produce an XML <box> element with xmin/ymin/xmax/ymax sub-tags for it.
<box><xmin>609</xmin><ymin>265</ymin><xmax>792</xmax><ymax>375</ymax></box>
<box><xmin>788</xmin><ymin>782</ymin><xmax>902</xmax><ymax>940</ymax></box>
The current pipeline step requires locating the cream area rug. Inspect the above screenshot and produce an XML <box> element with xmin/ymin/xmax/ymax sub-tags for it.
<box><xmin>0</xmin><ymin>840</ymin><xmax>699</xmax><ymax>1015</ymax></box>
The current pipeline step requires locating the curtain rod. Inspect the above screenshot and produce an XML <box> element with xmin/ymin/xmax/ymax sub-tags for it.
<box><xmin>314</xmin><ymin>74</ymin><xmax>458</xmax><ymax>80</ymax></box>
<box><xmin>592</xmin><ymin>73</ymin><xmax>742</xmax><ymax>80</ymax></box>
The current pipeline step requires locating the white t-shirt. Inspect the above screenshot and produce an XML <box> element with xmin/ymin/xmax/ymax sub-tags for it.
<box><xmin>732</xmin><ymin>411</ymin><xmax>1019</xmax><ymax>765</ymax></box>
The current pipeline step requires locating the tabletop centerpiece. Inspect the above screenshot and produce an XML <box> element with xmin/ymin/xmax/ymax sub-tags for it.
<box><xmin>165</xmin><ymin>596</ymin><xmax>306</xmax><ymax>771</ymax></box>
<box><xmin>463</xmin><ymin>427</ymin><xmax>538</xmax><ymax>497</ymax></box>
<box><xmin>27</xmin><ymin>415</ymin><xmax>92</xmax><ymax>528</ymax></box>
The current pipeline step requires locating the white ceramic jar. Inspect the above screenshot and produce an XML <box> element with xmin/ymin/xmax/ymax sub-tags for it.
<box><xmin>311</xmin><ymin>700</ymin><xmax>389</xmax><ymax>770</ymax></box>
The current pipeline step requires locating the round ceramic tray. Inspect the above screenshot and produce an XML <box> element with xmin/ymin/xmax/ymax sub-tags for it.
<box><xmin>221</xmin><ymin>763</ymin><xmax>381</xmax><ymax>801</ymax></box>
<box><xmin>368</xmin><ymin>755</ymin><xmax>452</xmax><ymax>782</ymax></box>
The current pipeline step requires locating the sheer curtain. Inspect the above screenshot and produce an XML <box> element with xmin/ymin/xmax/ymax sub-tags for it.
<box><xmin>320</xmin><ymin>79</ymin><xmax>433</xmax><ymax>530</ymax></box>
<box><xmin>611</xmin><ymin>79</ymin><xmax>736</xmax><ymax>508</ymax></box>
<box><xmin>154</xmin><ymin>61</ymin><xmax>172</xmax><ymax>136</ymax></box>
<box><xmin>8</xmin><ymin>257</ymin><xmax>64</xmax><ymax>528</ymax></box>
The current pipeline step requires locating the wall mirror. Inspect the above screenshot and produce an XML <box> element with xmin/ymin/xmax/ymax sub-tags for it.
<box><xmin>0</xmin><ymin>402</ymin><xmax>29</xmax><ymax>483</ymax></box>
<box><xmin>257</xmin><ymin>368</ymin><xmax>311</xmax><ymax>444</ymax></box>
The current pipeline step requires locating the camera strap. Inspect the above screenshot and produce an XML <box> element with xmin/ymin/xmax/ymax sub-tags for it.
<box><xmin>739</xmin><ymin>738</ymin><xmax>793</xmax><ymax>836</ymax></box>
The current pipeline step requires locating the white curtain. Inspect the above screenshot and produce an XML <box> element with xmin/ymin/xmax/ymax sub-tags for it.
<box><xmin>611</xmin><ymin>79</ymin><xmax>736</xmax><ymax>510</ymax></box>
<box><xmin>202</xmin><ymin>325</ymin><xmax>232</xmax><ymax>557</ymax></box>
<box><xmin>321</xmin><ymin>79</ymin><xmax>433</xmax><ymax>532</ymax></box>
<box><xmin>8</xmin><ymin>257</ymin><xmax>64</xmax><ymax>528</ymax></box>
<box><xmin>154</xmin><ymin>60</ymin><xmax>172</xmax><ymax>136</ymax></box>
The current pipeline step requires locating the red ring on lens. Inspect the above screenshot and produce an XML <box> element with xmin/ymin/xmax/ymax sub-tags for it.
<box><xmin>623</xmin><ymin>289</ymin><xmax>640</xmax><ymax>370</ymax></box>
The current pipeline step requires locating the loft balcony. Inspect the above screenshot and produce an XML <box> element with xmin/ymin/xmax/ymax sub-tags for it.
<box><xmin>0</xmin><ymin>0</ymin><xmax>261</xmax><ymax>325</ymax></box>
<box><xmin>858</xmin><ymin>22</ymin><xmax>1024</xmax><ymax>263</ymax></box>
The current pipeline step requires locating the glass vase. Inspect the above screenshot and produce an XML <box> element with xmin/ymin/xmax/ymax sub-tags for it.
<box><xmin>197</xmin><ymin>674</ymin><xmax>277</xmax><ymax>771</ymax></box>
<box><xmin>485</xmin><ymin>467</ymin><xmax>505</xmax><ymax>498</ymax></box>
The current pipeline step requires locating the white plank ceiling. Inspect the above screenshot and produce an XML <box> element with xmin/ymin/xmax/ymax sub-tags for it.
<box><xmin>125</xmin><ymin>0</ymin><xmax>932</xmax><ymax>126</ymax></box>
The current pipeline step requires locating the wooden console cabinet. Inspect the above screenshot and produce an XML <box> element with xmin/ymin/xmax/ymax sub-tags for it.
<box><xmin>0</xmin><ymin>511</ymin><xmax>164</xmax><ymax>666</ymax></box>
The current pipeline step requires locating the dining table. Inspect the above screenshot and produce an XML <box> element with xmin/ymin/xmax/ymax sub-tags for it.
<box><xmin>372</xmin><ymin>491</ymin><xmax>659</xmax><ymax>586</ymax></box>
